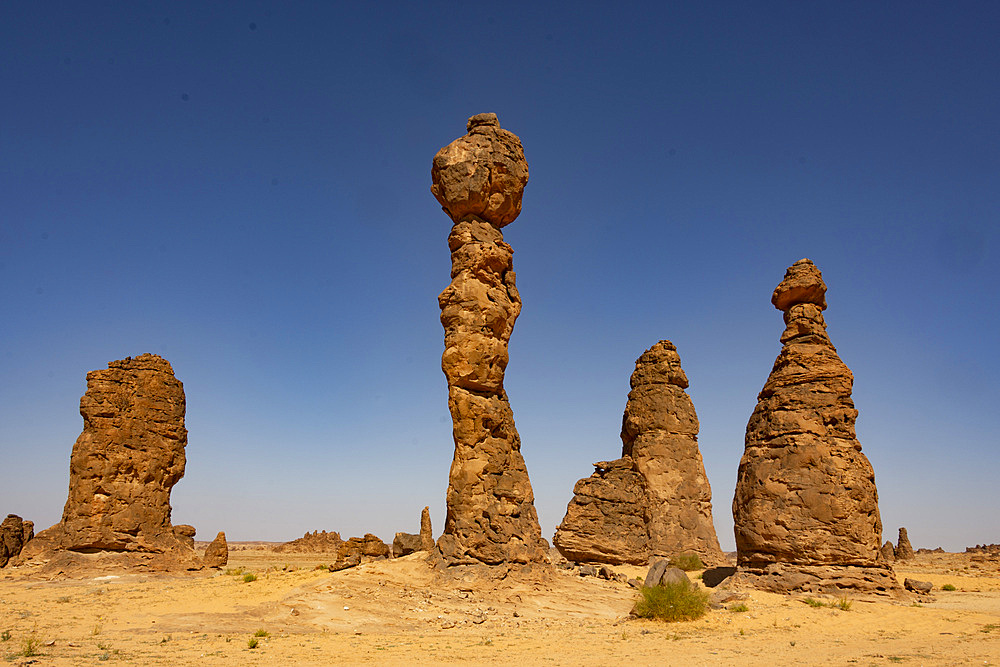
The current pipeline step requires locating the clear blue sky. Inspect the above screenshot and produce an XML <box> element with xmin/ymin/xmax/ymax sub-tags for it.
<box><xmin>2</xmin><ymin>2</ymin><xmax>997</xmax><ymax>551</ymax></box>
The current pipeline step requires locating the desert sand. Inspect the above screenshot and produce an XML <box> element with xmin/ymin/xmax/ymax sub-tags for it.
<box><xmin>1</xmin><ymin>547</ymin><xmax>997</xmax><ymax>665</ymax></box>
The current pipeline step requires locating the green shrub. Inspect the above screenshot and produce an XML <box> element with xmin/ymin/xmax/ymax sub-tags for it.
<box><xmin>253</xmin><ymin>629</ymin><xmax>270</xmax><ymax>638</ymax></box>
<box><xmin>224</xmin><ymin>567</ymin><xmax>244</xmax><ymax>576</ymax></box>
<box><xmin>803</xmin><ymin>597</ymin><xmax>825</xmax><ymax>608</ymax></box>
<box><xmin>243</xmin><ymin>573</ymin><xmax>257</xmax><ymax>583</ymax></box>
<box><xmin>632</xmin><ymin>579</ymin><xmax>708</xmax><ymax>622</ymax></box>
<box><xmin>669</xmin><ymin>553</ymin><xmax>704</xmax><ymax>572</ymax></box>
<box><xmin>247</xmin><ymin>637</ymin><xmax>259</xmax><ymax>649</ymax></box>
<box><xmin>941</xmin><ymin>583</ymin><xmax>957</xmax><ymax>591</ymax></box>
<box><xmin>728</xmin><ymin>603</ymin><xmax>749</xmax><ymax>613</ymax></box>
<box><xmin>832</xmin><ymin>596</ymin><xmax>852</xmax><ymax>611</ymax></box>
<box><xmin>1</xmin><ymin>630</ymin><xmax>10</xmax><ymax>642</ymax></box>
<box><xmin>17</xmin><ymin>634</ymin><xmax>41</xmax><ymax>658</ymax></box>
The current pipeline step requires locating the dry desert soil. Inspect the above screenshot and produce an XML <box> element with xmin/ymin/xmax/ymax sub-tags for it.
<box><xmin>1</xmin><ymin>547</ymin><xmax>998</xmax><ymax>666</ymax></box>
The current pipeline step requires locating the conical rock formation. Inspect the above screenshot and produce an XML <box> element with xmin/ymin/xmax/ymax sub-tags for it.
<box><xmin>431</xmin><ymin>113</ymin><xmax>547</xmax><ymax>565</ymax></box>
<box><xmin>554</xmin><ymin>341</ymin><xmax>724</xmax><ymax>566</ymax></box>
<box><xmin>17</xmin><ymin>354</ymin><xmax>204</xmax><ymax>573</ymax></box>
<box><xmin>732</xmin><ymin>259</ymin><xmax>899</xmax><ymax>594</ymax></box>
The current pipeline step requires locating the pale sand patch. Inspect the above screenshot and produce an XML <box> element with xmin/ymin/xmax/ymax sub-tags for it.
<box><xmin>1</xmin><ymin>549</ymin><xmax>997</xmax><ymax>665</ymax></box>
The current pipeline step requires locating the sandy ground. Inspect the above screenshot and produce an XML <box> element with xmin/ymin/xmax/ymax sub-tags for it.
<box><xmin>1</xmin><ymin>548</ymin><xmax>998</xmax><ymax>666</ymax></box>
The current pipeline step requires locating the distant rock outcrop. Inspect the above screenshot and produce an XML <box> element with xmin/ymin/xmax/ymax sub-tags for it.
<box><xmin>0</xmin><ymin>514</ymin><xmax>33</xmax><ymax>568</ymax></box>
<box><xmin>553</xmin><ymin>341</ymin><xmax>724</xmax><ymax>566</ymax></box>
<box><xmin>331</xmin><ymin>534</ymin><xmax>390</xmax><ymax>571</ymax></box>
<box><xmin>881</xmin><ymin>540</ymin><xmax>896</xmax><ymax>563</ymax></box>
<box><xmin>896</xmin><ymin>528</ymin><xmax>915</xmax><ymax>560</ymax></box>
<box><xmin>17</xmin><ymin>354</ymin><xmax>204</xmax><ymax>573</ymax></box>
<box><xmin>393</xmin><ymin>507</ymin><xmax>435</xmax><ymax>558</ymax></box>
<box><xmin>274</xmin><ymin>530</ymin><xmax>343</xmax><ymax>554</ymax></box>
<box><xmin>203</xmin><ymin>531</ymin><xmax>228</xmax><ymax>568</ymax></box>
<box><xmin>731</xmin><ymin>260</ymin><xmax>899</xmax><ymax>594</ymax></box>
<box><xmin>431</xmin><ymin>113</ymin><xmax>548</xmax><ymax>565</ymax></box>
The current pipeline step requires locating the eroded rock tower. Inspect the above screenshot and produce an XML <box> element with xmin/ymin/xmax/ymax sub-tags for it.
<box><xmin>430</xmin><ymin>113</ymin><xmax>547</xmax><ymax>564</ymax></box>
<box><xmin>732</xmin><ymin>259</ymin><xmax>898</xmax><ymax>593</ymax></box>
<box><xmin>554</xmin><ymin>341</ymin><xmax>724</xmax><ymax>566</ymax></box>
<box><xmin>17</xmin><ymin>354</ymin><xmax>205</xmax><ymax>572</ymax></box>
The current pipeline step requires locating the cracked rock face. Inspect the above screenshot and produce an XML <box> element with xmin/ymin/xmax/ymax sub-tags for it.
<box><xmin>732</xmin><ymin>260</ymin><xmax>898</xmax><ymax>593</ymax></box>
<box><xmin>17</xmin><ymin>354</ymin><xmax>204</xmax><ymax>572</ymax></box>
<box><xmin>554</xmin><ymin>341</ymin><xmax>724</xmax><ymax>566</ymax></box>
<box><xmin>432</xmin><ymin>114</ymin><xmax>547</xmax><ymax>565</ymax></box>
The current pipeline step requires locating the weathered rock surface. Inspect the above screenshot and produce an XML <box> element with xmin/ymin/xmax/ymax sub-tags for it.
<box><xmin>553</xmin><ymin>458</ymin><xmax>648</xmax><ymax>564</ymax></box>
<box><xmin>17</xmin><ymin>354</ymin><xmax>204</xmax><ymax>572</ymax></box>
<box><xmin>432</xmin><ymin>113</ymin><xmax>547</xmax><ymax>565</ymax></box>
<box><xmin>393</xmin><ymin>532</ymin><xmax>423</xmax><ymax>558</ymax></box>
<box><xmin>732</xmin><ymin>260</ymin><xmax>898</xmax><ymax>594</ymax></box>
<box><xmin>0</xmin><ymin>514</ymin><xmax>32</xmax><ymax>568</ymax></box>
<box><xmin>881</xmin><ymin>540</ymin><xmax>896</xmax><ymax>563</ymax></box>
<box><xmin>554</xmin><ymin>341</ymin><xmax>724</xmax><ymax>566</ymax></box>
<box><xmin>332</xmin><ymin>534</ymin><xmax>390</xmax><ymax>571</ymax></box>
<box><xmin>430</xmin><ymin>113</ymin><xmax>529</xmax><ymax>229</ymax></box>
<box><xmin>274</xmin><ymin>530</ymin><xmax>343</xmax><ymax>554</ymax></box>
<box><xmin>203</xmin><ymin>531</ymin><xmax>228</xmax><ymax>568</ymax></box>
<box><xmin>896</xmin><ymin>527</ymin><xmax>915</xmax><ymax>560</ymax></box>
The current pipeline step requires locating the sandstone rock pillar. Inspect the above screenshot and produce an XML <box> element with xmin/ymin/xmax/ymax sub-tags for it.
<box><xmin>896</xmin><ymin>527</ymin><xmax>915</xmax><ymax>560</ymax></box>
<box><xmin>732</xmin><ymin>260</ymin><xmax>898</xmax><ymax>593</ymax></box>
<box><xmin>17</xmin><ymin>354</ymin><xmax>204</xmax><ymax>572</ymax></box>
<box><xmin>554</xmin><ymin>341</ymin><xmax>724</xmax><ymax>566</ymax></box>
<box><xmin>430</xmin><ymin>113</ymin><xmax>547</xmax><ymax>564</ymax></box>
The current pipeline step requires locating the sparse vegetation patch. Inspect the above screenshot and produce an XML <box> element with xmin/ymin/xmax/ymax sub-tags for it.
<box><xmin>632</xmin><ymin>579</ymin><xmax>708</xmax><ymax>622</ymax></box>
<box><xmin>669</xmin><ymin>553</ymin><xmax>704</xmax><ymax>572</ymax></box>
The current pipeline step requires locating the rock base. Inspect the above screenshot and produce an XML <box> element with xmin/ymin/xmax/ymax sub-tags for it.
<box><xmin>731</xmin><ymin>562</ymin><xmax>904</xmax><ymax>597</ymax></box>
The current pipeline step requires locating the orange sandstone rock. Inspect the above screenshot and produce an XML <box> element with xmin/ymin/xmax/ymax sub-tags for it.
<box><xmin>732</xmin><ymin>260</ymin><xmax>899</xmax><ymax>594</ymax></box>
<box><xmin>432</xmin><ymin>114</ymin><xmax>547</xmax><ymax>565</ymax></box>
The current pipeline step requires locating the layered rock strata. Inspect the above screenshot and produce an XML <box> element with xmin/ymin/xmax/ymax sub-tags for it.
<box><xmin>18</xmin><ymin>354</ymin><xmax>204</xmax><ymax>572</ymax></box>
<box><xmin>431</xmin><ymin>113</ymin><xmax>547</xmax><ymax>565</ymax></box>
<box><xmin>732</xmin><ymin>259</ymin><xmax>898</xmax><ymax>594</ymax></box>
<box><xmin>0</xmin><ymin>514</ymin><xmax>33</xmax><ymax>568</ymax></box>
<box><xmin>554</xmin><ymin>341</ymin><xmax>724</xmax><ymax>566</ymax></box>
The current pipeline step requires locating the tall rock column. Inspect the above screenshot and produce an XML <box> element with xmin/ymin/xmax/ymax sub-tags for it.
<box><xmin>622</xmin><ymin>341</ymin><xmax>724</xmax><ymax>564</ymax></box>
<box><xmin>17</xmin><ymin>354</ymin><xmax>203</xmax><ymax>572</ymax></box>
<box><xmin>554</xmin><ymin>341</ymin><xmax>724</xmax><ymax>566</ymax></box>
<box><xmin>732</xmin><ymin>259</ymin><xmax>898</xmax><ymax>594</ymax></box>
<box><xmin>430</xmin><ymin>113</ymin><xmax>548</xmax><ymax>565</ymax></box>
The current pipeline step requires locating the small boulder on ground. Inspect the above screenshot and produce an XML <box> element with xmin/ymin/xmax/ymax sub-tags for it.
<box><xmin>904</xmin><ymin>577</ymin><xmax>933</xmax><ymax>594</ymax></box>
<box><xmin>644</xmin><ymin>560</ymin><xmax>689</xmax><ymax>588</ymax></box>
